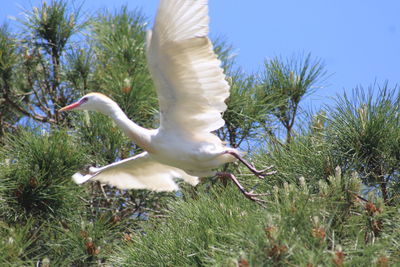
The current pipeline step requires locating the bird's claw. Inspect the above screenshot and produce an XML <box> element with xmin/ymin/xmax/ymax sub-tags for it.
<box><xmin>253</xmin><ymin>168</ymin><xmax>277</xmax><ymax>179</ymax></box>
<box><xmin>243</xmin><ymin>191</ymin><xmax>268</xmax><ymax>206</ymax></box>
<box><xmin>216</xmin><ymin>171</ymin><xmax>270</xmax><ymax>207</ymax></box>
<box><xmin>259</xmin><ymin>165</ymin><xmax>274</xmax><ymax>172</ymax></box>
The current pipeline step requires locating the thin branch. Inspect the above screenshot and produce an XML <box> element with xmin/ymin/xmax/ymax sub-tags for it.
<box><xmin>5</xmin><ymin>95</ymin><xmax>55</xmax><ymax>123</ymax></box>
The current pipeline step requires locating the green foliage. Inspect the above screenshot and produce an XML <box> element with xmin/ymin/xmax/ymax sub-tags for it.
<box><xmin>0</xmin><ymin>128</ymin><xmax>87</xmax><ymax>223</ymax></box>
<box><xmin>0</xmin><ymin>24</ymin><xmax>17</xmax><ymax>82</ymax></box>
<box><xmin>89</xmin><ymin>6</ymin><xmax>157</xmax><ymax>128</ymax></box>
<box><xmin>261</xmin><ymin>130</ymin><xmax>336</xmax><ymax>187</ymax></box>
<box><xmin>74</xmin><ymin>112</ymin><xmax>129</xmax><ymax>164</ymax></box>
<box><xmin>110</xmin><ymin>186</ymin><xmax>268</xmax><ymax>266</ymax></box>
<box><xmin>0</xmin><ymin>0</ymin><xmax>86</xmax><ymax>126</ymax></box>
<box><xmin>0</xmin><ymin>23</ymin><xmax>20</xmax><ymax>139</ymax></box>
<box><xmin>39</xmin><ymin>213</ymin><xmax>126</xmax><ymax>266</ymax></box>
<box><xmin>327</xmin><ymin>85</ymin><xmax>400</xmax><ymax>204</ymax></box>
<box><xmin>261</xmin><ymin>53</ymin><xmax>327</xmax><ymax>143</ymax></box>
<box><xmin>20</xmin><ymin>0</ymin><xmax>79</xmax><ymax>55</ymax></box>
<box><xmin>110</xmin><ymin>171</ymin><xmax>400</xmax><ymax>266</ymax></box>
<box><xmin>65</xmin><ymin>47</ymin><xmax>94</xmax><ymax>93</ymax></box>
<box><xmin>214</xmin><ymin>38</ymin><xmax>276</xmax><ymax>149</ymax></box>
<box><xmin>0</xmin><ymin>219</ymin><xmax>38</xmax><ymax>266</ymax></box>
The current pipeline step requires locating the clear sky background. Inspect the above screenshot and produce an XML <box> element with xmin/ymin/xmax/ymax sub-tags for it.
<box><xmin>1</xmin><ymin>0</ymin><xmax>399</xmax><ymax>109</ymax></box>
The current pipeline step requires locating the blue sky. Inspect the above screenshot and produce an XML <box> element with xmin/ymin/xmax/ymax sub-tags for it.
<box><xmin>1</xmin><ymin>0</ymin><xmax>399</xmax><ymax>108</ymax></box>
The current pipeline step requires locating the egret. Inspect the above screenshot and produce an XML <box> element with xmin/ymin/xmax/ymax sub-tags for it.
<box><xmin>60</xmin><ymin>0</ymin><xmax>275</xmax><ymax>203</ymax></box>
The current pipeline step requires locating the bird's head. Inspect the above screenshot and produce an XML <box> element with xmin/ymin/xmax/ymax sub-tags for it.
<box><xmin>59</xmin><ymin>92</ymin><xmax>117</xmax><ymax>115</ymax></box>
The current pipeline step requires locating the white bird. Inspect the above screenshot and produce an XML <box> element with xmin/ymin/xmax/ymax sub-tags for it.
<box><xmin>60</xmin><ymin>0</ymin><xmax>274</xmax><ymax>202</ymax></box>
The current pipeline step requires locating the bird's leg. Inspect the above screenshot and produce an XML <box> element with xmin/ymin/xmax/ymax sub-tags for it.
<box><xmin>216</xmin><ymin>172</ymin><xmax>269</xmax><ymax>206</ymax></box>
<box><xmin>225</xmin><ymin>151</ymin><xmax>276</xmax><ymax>178</ymax></box>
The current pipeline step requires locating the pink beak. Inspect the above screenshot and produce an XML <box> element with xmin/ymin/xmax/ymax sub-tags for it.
<box><xmin>59</xmin><ymin>100</ymin><xmax>82</xmax><ymax>112</ymax></box>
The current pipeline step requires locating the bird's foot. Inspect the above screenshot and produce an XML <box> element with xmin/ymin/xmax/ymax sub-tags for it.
<box><xmin>252</xmin><ymin>165</ymin><xmax>277</xmax><ymax>178</ymax></box>
<box><xmin>225</xmin><ymin>151</ymin><xmax>277</xmax><ymax>179</ymax></box>
<box><xmin>216</xmin><ymin>172</ymin><xmax>269</xmax><ymax>207</ymax></box>
<box><xmin>243</xmin><ymin>191</ymin><xmax>270</xmax><ymax>206</ymax></box>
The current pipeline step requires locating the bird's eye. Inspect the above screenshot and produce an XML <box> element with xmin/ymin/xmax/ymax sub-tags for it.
<box><xmin>80</xmin><ymin>97</ymin><xmax>89</xmax><ymax>104</ymax></box>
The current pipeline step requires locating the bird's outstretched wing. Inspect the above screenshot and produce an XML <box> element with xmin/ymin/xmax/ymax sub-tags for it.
<box><xmin>72</xmin><ymin>152</ymin><xmax>199</xmax><ymax>191</ymax></box>
<box><xmin>147</xmin><ymin>0</ymin><xmax>230</xmax><ymax>140</ymax></box>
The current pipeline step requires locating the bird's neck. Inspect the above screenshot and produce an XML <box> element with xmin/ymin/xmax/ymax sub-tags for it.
<box><xmin>109</xmin><ymin>107</ymin><xmax>155</xmax><ymax>153</ymax></box>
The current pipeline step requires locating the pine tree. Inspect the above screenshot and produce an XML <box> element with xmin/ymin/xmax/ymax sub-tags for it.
<box><xmin>0</xmin><ymin>1</ymin><xmax>399</xmax><ymax>266</ymax></box>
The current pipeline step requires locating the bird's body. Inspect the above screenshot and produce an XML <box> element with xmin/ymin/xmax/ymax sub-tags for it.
<box><xmin>61</xmin><ymin>0</ymin><xmax>273</xmax><ymax>200</ymax></box>
<box><xmin>66</xmin><ymin>91</ymin><xmax>237</xmax><ymax>191</ymax></box>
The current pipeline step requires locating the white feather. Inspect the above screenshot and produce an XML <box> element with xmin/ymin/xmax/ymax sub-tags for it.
<box><xmin>75</xmin><ymin>152</ymin><xmax>199</xmax><ymax>192</ymax></box>
<box><xmin>147</xmin><ymin>0</ymin><xmax>230</xmax><ymax>143</ymax></box>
